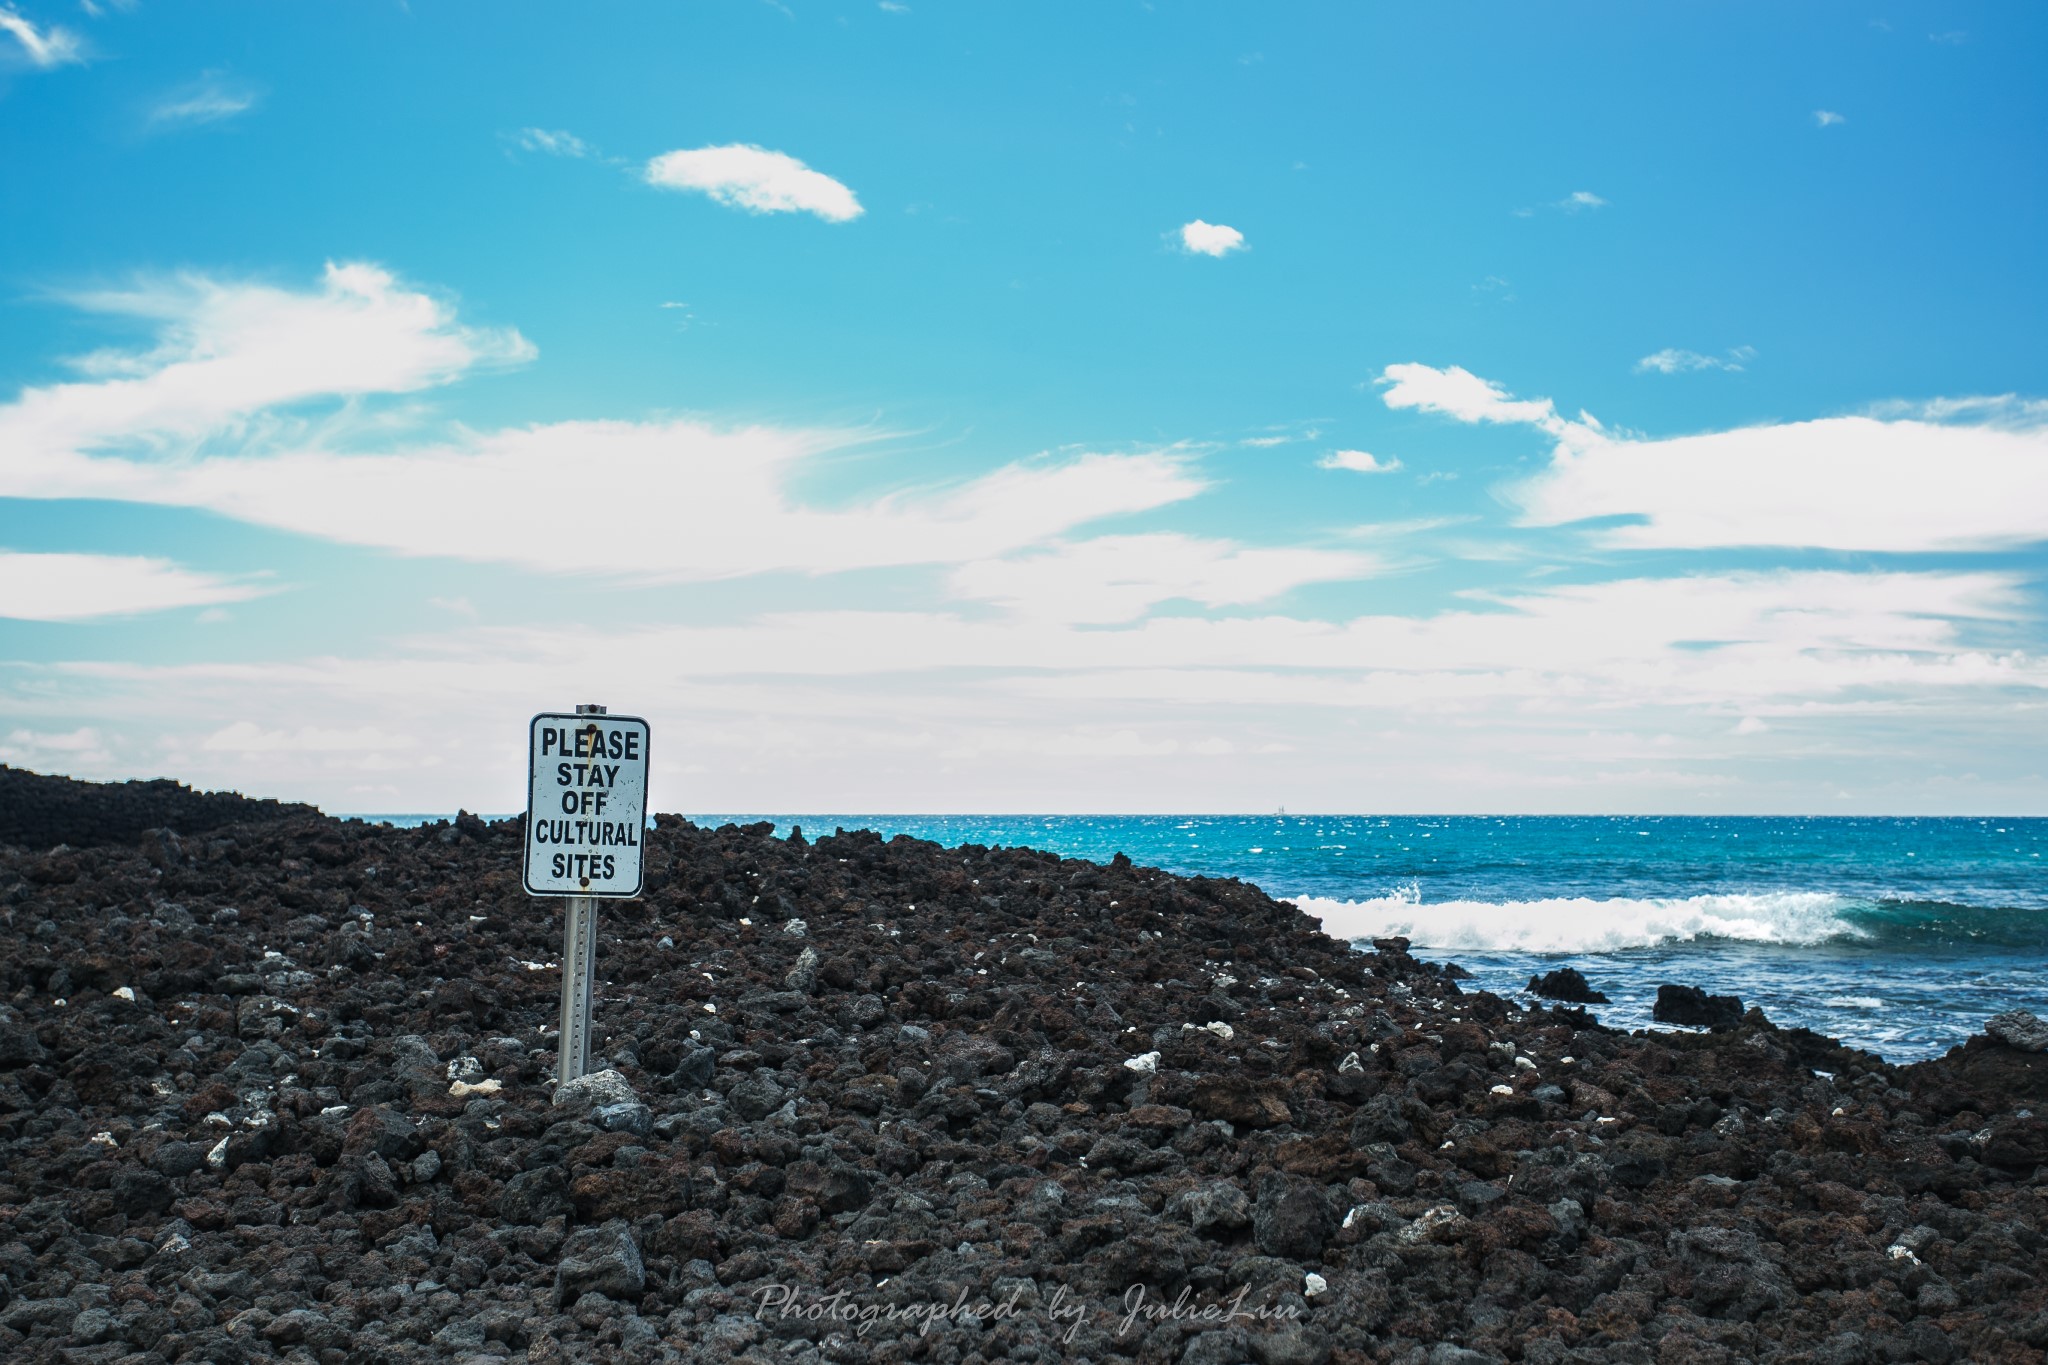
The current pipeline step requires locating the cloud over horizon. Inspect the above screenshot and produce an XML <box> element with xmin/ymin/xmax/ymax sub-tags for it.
<box><xmin>13</xmin><ymin>564</ymin><xmax>2037</xmax><ymax>811</ymax></box>
<box><xmin>2</xmin><ymin>267</ymin><xmax>2042</xmax><ymax>812</ymax></box>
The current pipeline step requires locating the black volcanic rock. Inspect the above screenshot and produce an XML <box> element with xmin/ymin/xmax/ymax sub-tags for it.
<box><xmin>0</xmin><ymin>767</ymin><xmax>2042</xmax><ymax>1362</ymax></box>
<box><xmin>1652</xmin><ymin>981</ymin><xmax>1745</xmax><ymax>1029</ymax></box>
<box><xmin>0</xmin><ymin>764</ymin><xmax>314</xmax><ymax>850</ymax></box>
<box><xmin>1526</xmin><ymin>966</ymin><xmax>1609</xmax><ymax>1003</ymax></box>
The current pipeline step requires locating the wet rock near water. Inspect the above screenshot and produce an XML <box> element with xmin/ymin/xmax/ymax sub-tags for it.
<box><xmin>1987</xmin><ymin>1010</ymin><xmax>2048</xmax><ymax>1054</ymax></box>
<box><xmin>1525</xmin><ymin>968</ymin><xmax>1609</xmax><ymax>1006</ymax></box>
<box><xmin>0</xmin><ymin>765</ymin><xmax>2044</xmax><ymax>1364</ymax></box>
<box><xmin>1651</xmin><ymin>983</ymin><xmax>1746</xmax><ymax>1031</ymax></box>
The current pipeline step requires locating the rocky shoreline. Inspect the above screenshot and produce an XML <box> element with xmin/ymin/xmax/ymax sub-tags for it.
<box><xmin>2</xmin><ymin>767</ymin><xmax>2046</xmax><ymax>1364</ymax></box>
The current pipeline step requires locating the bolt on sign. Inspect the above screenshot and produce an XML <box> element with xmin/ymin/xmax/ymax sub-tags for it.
<box><xmin>523</xmin><ymin>710</ymin><xmax>651</xmax><ymax>896</ymax></box>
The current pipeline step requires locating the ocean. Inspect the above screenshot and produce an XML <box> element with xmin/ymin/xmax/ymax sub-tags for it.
<box><xmin>669</xmin><ymin>814</ymin><xmax>2047</xmax><ymax>1064</ymax></box>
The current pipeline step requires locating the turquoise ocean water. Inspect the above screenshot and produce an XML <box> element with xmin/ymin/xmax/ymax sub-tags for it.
<box><xmin>360</xmin><ymin>810</ymin><xmax>2044</xmax><ymax>1062</ymax></box>
<box><xmin>664</xmin><ymin>814</ymin><xmax>2047</xmax><ymax>1064</ymax></box>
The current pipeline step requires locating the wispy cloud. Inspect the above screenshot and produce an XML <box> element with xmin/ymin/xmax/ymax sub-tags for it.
<box><xmin>1178</xmin><ymin>220</ymin><xmax>1246</xmax><ymax>257</ymax></box>
<box><xmin>1238</xmin><ymin>424</ymin><xmax>1320</xmax><ymax>449</ymax></box>
<box><xmin>512</xmin><ymin>127</ymin><xmax>592</xmax><ymax>158</ymax></box>
<box><xmin>1814</xmin><ymin>110</ymin><xmax>1845</xmax><ymax>128</ymax></box>
<box><xmin>0</xmin><ymin>551</ymin><xmax>269</xmax><ymax>621</ymax></box>
<box><xmin>1319</xmin><ymin>449</ymin><xmax>1402</xmax><ymax>474</ymax></box>
<box><xmin>147</xmin><ymin>73</ymin><xmax>261</xmax><ymax>131</ymax></box>
<box><xmin>4</xmin><ymin>262</ymin><xmax>532</xmax><ymax>457</ymax></box>
<box><xmin>644</xmin><ymin>144</ymin><xmax>863</xmax><ymax>222</ymax></box>
<box><xmin>949</xmin><ymin>534</ymin><xmax>1375</xmax><ymax>624</ymax></box>
<box><xmin>1867</xmin><ymin>394</ymin><xmax>2048</xmax><ymax>426</ymax></box>
<box><xmin>0</xmin><ymin>264</ymin><xmax>1204</xmax><ymax>579</ymax></box>
<box><xmin>878</xmin><ymin>1</ymin><xmax>910</xmax><ymax>12</ymax></box>
<box><xmin>0</xmin><ymin>4</ymin><xmax>82</xmax><ymax>67</ymax></box>
<box><xmin>1635</xmin><ymin>345</ymin><xmax>1755</xmax><ymax>375</ymax></box>
<box><xmin>1514</xmin><ymin>191</ymin><xmax>1608</xmax><ymax>219</ymax></box>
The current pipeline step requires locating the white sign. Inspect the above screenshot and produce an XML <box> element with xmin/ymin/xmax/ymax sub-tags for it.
<box><xmin>523</xmin><ymin>712</ymin><xmax>651</xmax><ymax>897</ymax></box>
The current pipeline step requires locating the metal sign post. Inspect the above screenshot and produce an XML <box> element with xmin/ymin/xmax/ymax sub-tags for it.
<box><xmin>558</xmin><ymin>888</ymin><xmax>599</xmax><ymax>1084</ymax></box>
<box><xmin>524</xmin><ymin>703</ymin><xmax>652</xmax><ymax>1086</ymax></box>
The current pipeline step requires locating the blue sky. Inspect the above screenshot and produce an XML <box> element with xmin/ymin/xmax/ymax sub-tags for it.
<box><xmin>1</xmin><ymin>1</ymin><xmax>2043</xmax><ymax>814</ymax></box>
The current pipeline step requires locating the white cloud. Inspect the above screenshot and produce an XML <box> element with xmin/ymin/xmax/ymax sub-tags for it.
<box><xmin>644</xmin><ymin>144</ymin><xmax>863</xmax><ymax>222</ymax></box>
<box><xmin>1381</xmin><ymin>362</ymin><xmax>2048</xmax><ymax>552</ymax></box>
<box><xmin>1511</xmin><ymin>416</ymin><xmax>2048</xmax><ymax>552</ymax></box>
<box><xmin>949</xmin><ymin>534</ymin><xmax>1375</xmax><ymax>624</ymax></box>
<box><xmin>1378</xmin><ymin>363</ymin><xmax>1566</xmax><ymax>432</ymax></box>
<box><xmin>513</xmin><ymin>128</ymin><xmax>591</xmax><ymax>158</ymax></box>
<box><xmin>148</xmin><ymin>74</ymin><xmax>260</xmax><ymax>129</ymax></box>
<box><xmin>0</xmin><ymin>264</ymin><xmax>1203</xmax><ymax>578</ymax></box>
<box><xmin>1734</xmin><ymin>716</ymin><xmax>1769</xmax><ymax>735</ymax></box>
<box><xmin>6</xmin><ymin>423</ymin><xmax>1208</xmax><ymax>581</ymax></box>
<box><xmin>1178</xmin><ymin>220</ymin><xmax>1246</xmax><ymax>257</ymax></box>
<box><xmin>1814</xmin><ymin>110</ymin><xmax>1845</xmax><ymax>127</ymax></box>
<box><xmin>0</xmin><ymin>552</ymin><xmax>269</xmax><ymax>621</ymax></box>
<box><xmin>1635</xmin><ymin>346</ymin><xmax>1754</xmax><ymax>375</ymax></box>
<box><xmin>878</xmin><ymin>1</ymin><xmax>910</xmax><ymax>11</ymax></box>
<box><xmin>0</xmin><ymin>5</ymin><xmax>82</xmax><ymax>68</ymax></box>
<box><xmin>1318</xmin><ymin>449</ymin><xmax>1402</xmax><ymax>474</ymax></box>
<box><xmin>2</xmin><ymin>262</ymin><xmax>531</xmax><ymax>462</ymax></box>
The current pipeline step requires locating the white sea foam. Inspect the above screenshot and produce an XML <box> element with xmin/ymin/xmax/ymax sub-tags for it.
<box><xmin>1294</xmin><ymin>884</ymin><xmax>1863</xmax><ymax>953</ymax></box>
<box><xmin>1822</xmin><ymin>996</ymin><xmax>1885</xmax><ymax>1009</ymax></box>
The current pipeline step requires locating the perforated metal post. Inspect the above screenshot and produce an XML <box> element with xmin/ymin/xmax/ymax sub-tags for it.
<box><xmin>556</xmin><ymin>702</ymin><xmax>606</xmax><ymax>1085</ymax></box>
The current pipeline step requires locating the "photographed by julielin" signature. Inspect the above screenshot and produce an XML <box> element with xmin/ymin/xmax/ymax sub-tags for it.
<box><xmin>753</xmin><ymin>1281</ymin><xmax>1304</xmax><ymax>1344</ymax></box>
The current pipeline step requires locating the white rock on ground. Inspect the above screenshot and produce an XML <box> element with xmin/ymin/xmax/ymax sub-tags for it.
<box><xmin>552</xmin><ymin>1068</ymin><xmax>638</xmax><ymax>1108</ymax></box>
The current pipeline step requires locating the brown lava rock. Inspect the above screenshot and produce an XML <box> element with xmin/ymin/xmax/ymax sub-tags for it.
<box><xmin>0</xmin><ymin>766</ymin><xmax>2041</xmax><ymax>1364</ymax></box>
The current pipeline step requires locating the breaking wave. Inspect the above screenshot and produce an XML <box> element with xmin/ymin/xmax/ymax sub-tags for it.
<box><xmin>1297</xmin><ymin>885</ymin><xmax>1862</xmax><ymax>953</ymax></box>
<box><xmin>1289</xmin><ymin>883</ymin><xmax>2035</xmax><ymax>954</ymax></box>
